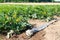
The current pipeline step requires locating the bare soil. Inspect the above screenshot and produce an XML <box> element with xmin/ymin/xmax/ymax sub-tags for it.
<box><xmin>0</xmin><ymin>3</ymin><xmax>60</xmax><ymax>5</ymax></box>
<box><xmin>0</xmin><ymin>17</ymin><xmax>60</xmax><ymax>40</ymax></box>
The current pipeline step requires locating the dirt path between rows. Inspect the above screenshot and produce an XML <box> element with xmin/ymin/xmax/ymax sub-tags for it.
<box><xmin>0</xmin><ymin>3</ymin><xmax>60</xmax><ymax>5</ymax></box>
<box><xmin>28</xmin><ymin>19</ymin><xmax>60</xmax><ymax>40</ymax></box>
<box><xmin>0</xmin><ymin>18</ymin><xmax>60</xmax><ymax>40</ymax></box>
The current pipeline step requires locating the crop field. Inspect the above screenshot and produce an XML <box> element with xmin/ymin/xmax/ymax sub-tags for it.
<box><xmin>0</xmin><ymin>3</ymin><xmax>60</xmax><ymax>40</ymax></box>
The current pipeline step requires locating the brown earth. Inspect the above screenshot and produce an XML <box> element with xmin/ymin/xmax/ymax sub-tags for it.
<box><xmin>0</xmin><ymin>17</ymin><xmax>60</xmax><ymax>40</ymax></box>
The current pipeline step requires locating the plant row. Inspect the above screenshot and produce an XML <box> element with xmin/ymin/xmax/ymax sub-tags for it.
<box><xmin>0</xmin><ymin>5</ymin><xmax>60</xmax><ymax>34</ymax></box>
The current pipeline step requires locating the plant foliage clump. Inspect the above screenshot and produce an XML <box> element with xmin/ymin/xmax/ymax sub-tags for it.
<box><xmin>0</xmin><ymin>5</ymin><xmax>60</xmax><ymax>34</ymax></box>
